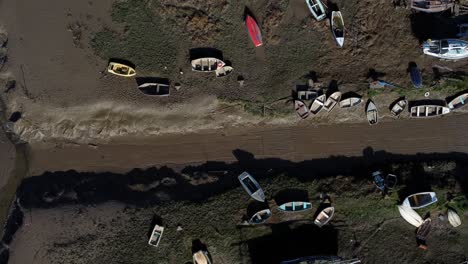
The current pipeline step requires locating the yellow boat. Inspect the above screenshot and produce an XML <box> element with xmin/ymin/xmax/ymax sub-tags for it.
<box><xmin>107</xmin><ymin>62</ymin><xmax>136</xmax><ymax>77</ymax></box>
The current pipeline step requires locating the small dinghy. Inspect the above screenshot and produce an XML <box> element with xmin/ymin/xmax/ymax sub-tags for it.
<box><xmin>191</xmin><ymin>58</ymin><xmax>225</xmax><ymax>72</ymax></box>
<box><xmin>410</xmin><ymin>64</ymin><xmax>422</xmax><ymax>88</ymax></box>
<box><xmin>422</xmin><ymin>39</ymin><xmax>468</xmax><ymax>60</ymax></box>
<box><xmin>448</xmin><ymin>209</ymin><xmax>461</xmax><ymax>227</ymax></box>
<box><xmin>278</xmin><ymin>201</ymin><xmax>312</xmax><ymax>212</ymax></box>
<box><xmin>448</xmin><ymin>93</ymin><xmax>468</xmax><ymax>110</ymax></box>
<box><xmin>193</xmin><ymin>250</ymin><xmax>212</xmax><ymax>264</ymax></box>
<box><xmin>366</xmin><ymin>100</ymin><xmax>378</xmax><ymax>125</ymax></box>
<box><xmin>410</xmin><ymin>105</ymin><xmax>450</xmax><ymax>118</ymax></box>
<box><xmin>215</xmin><ymin>66</ymin><xmax>234</xmax><ymax>78</ymax></box>
<box><xmin>411</xmin><ymin>0</ymin><xmax>455</xmax><ymax>13</ymax></box>
<box><xmin>306</xmin><ymin>0</ymin><xmax>326</xmax><ymax>21</ymax></box>
<box><xmin>138</xmin><ymin>83</ymin><xmax>170</xmax><ymax>96</ymax></box>
<box><xmin>390</xmin><ymin>99</ymin><xmax>407</xmax><ymax>116</ymax></box>
<box><xmin>339</xmin><ymin>97</ymin><xmax>362</xmax><ymax>108</ymax></box>
<box><xmin>249</xmin><ymin>209</ymin><xmax>272</xmax><ymax>224</ymax></box>
<box><xmin>295</xmin><ymin>100</ymin><xmax>310</xmax><ymax>119</ymax></box>
<box><xmin>314</xmin><ymin>206</ymin><xmax>335</xmax><ymax>227</ymax></box>
<box><xmin>331</xmin><ymin>11</ymin><xmax>345</xmax><ymax>48</ymax></box>
<box><xmin>148</xmin><ymin>224</ymin><xmax>164</xmax><ymax>247</ymax></box>
<box><xmin>245</xmin><ymin>14</ymin><xmax>263</xmax><ymax>47</ymax></box>
<box><xmin>416</xmin><ymin>218</ymin><xmax>432</xmax><ymax>241</ymax></box>
<box><xmin>238</xmin><ymin>171</ymin><xmax>265</xmax><ymax>202</ymax></box>
<box><xmin>403</xmin><ymin>192</ymin><xmax>437</xmax><ymax>209</ymax></box>
<box><xmin>297</xmin><ymin>90</ymin><xmax>318</xmax><ymax>101</ymax></box>
<box><xmin>372</xmin><ymin>171</ymin><xmax>385</xmax><ymax>191</ymax></box>
<box><xmin>310</xmin><ymin>94</ymin><xmax>326</xmax><ymax>115</ymax></box>
<box><xmin>323</xmin><ymin>92</ymin><xmax>341</xmax><ymax>112</ymax></box>
<box><xmin>108</xmin><ymin>62</ymin><xmax>136</xmax><ymax>77</ymax></box>
<box><xmin>398</xmin><ymin>205</ymin><xmax>424</xmax><ymax>228</ymax></box>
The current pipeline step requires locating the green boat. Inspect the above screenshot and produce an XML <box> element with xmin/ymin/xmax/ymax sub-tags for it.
<box><xmin>278</xmin><ymin>201</ymin><xmax>312</xmax><ymax>212</ymax></box>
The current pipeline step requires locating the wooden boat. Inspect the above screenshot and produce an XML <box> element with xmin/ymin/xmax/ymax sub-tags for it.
<box><xmin>448</xmin><ymin>209</ymin><xmax>461</xmax><ymax>227</ymax></box>
<box><xmin>107</xmin><ymin>62</ymin><xmax>136</xmax><ymax>77</ymax></box>
<box><xmin>339</xmin><ymin>97</ymin><xmax>362</xmax><ymax>108</ymax></box>
<box><xmin>410</xmin><ymin>105</ymin><xmax>450</xmax><ymax>118</ymax></box>
<box><xmin>148</xmin><ymin>224</ymin><xmax>164</xmax><ymax>247</ymax></box>
<box><xmin>245</xmin><ymin>14</ymin><xmax>263</xmax><ymax>47</ymax></box>
<box><xmin>238</xmin><ymin>171</ymin><xmax>265</xmax><ymax>202</ymax></box>
<box><xmin>278</xmin><ymin>201</ymin><xmax>312</xmax><ymax>212</ymax></box>
<box><xmin>422</xmin><ymin>39</ymin><xmax>468</xmax><ymax>60</ymax></box>
<box><xmin>372</xmin><ymin>171</ymin><xmax>385</xmax><ymax>191</ymax></box>
<box><xmin>215</xmin><ymin>66</ymin><xmax>234</xmax><ymax>78</ymax></box>
<box><xmin>411</xmin><ymin>0</ymin><xmax>455</xmax><ymax>13</ymax></box>
<box><xmin>390</xmin><ymin>99</ymin><xmax>407</xmax><ymax>116</ymax></box>
<box><xmin>295</xmin><ymin>100</ymin><xmax>310</xmax><ymax>119</ymax></box>
<box><xmin>416</xmin><ymin>218</ymin><xmax>432</xmax><ymax>241</ymax></box>
<box><xmin>310</xmin><ymin>94</ymin><xmax>326</xmax><ymax>115</ymax></box>
<box><xmin>366</xmin><ymin>100</ymin><xmax>378</xmax><ymax>125</ymax></box>
<box><xmin>314</xmin><ymin>206</ymin><xmax>334</xmax><ymax>227</ymax></box>
<box><xmin>138</xmin><ymin>83</ymin><xmax>170</xmax><ymax>96</ymax></box>
<box><xmin>193</xmin><ymin>250</ymin><xmax>212</xmax><ymax>264</ymax></box>
<box><xmin>331</xmin><ymin>11</ymin><xmax>345</xmax><ymax>48</ymax></box>
<box><xmin>398</xmin><ymin>205</ymin><xmax>424</xmax><ymax>227</ymax></box>
<box><xmin>410</xmin><ymin>65</ymin><xmax>422</xmax><ymax>88</ymax></box>
<box><xmin>305</xmin><ymin>0</ymin><xmax>326</xmax><ymax>21</ymax></box>
<box><xmin>191</xmin><ymin>58</ymin><xmax>225</xmax><ymax>72</ymax></box>
<box><xmin>403</xmin><ymin>192</ymin><xmax>437</xmax><ymax>209</ymax></box>
<box><xmin>448</xmin><ymin>93</ymin><xmax>468</xmax><ymax>110</ymax></box>
<box><xmin>249</xmin><ymin>209</ymin><xmax>272</xmax><ymax>224</ymax></box>
<box><xmin>386</xmin><ymin>174</ymin><xmax>398</xmax><ymax>189</ymax></box>
<box><xmin>323</xmin><ymin>92</ymin><xmax>341</xmax><ymax>112</ymax></box>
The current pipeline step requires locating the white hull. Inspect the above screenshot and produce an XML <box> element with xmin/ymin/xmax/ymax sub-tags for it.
<box><xmin>310</xmin><ymin>94</ymin><xmax>326</xmax><ymax>115</ymax></box>
<box><xmin>410</xmin><ymin>105</ymin><xmax>450</xmax><ymax>118</ymax></box>
<box><xmin>323</xmin><ymin>92</ymin><xmax>341</xmax><ymax>112</ymax></box>
<box><xmin>398</xmin><ymin>205</ymin><xmax>423</xmax><ymax>227</ymax></box>
<box><xmin>403</xmin><ymin>192</ymin><xmax>437</xmax><ymax>209</ymax></box>
<box><xmin>448</xmin><ymin>209</ymin><xmax>461</xmax><ymax>227</ymax></box>
<box><xmin>238</xmin><ymin>172</ymin><xmax>265</xmax><ymax>202</ymax></box>
<box><xmin>314</xmin><ymin>207</ymin><xmax>334</xmax><ymax>227</ymax></box>
<box><xmin>366</xmin><ymin>100</ymin><xmax>378</xmax><ymax>125</ymax></box>
<box><xmin>339</xmin><ymin>97</ymin><xmax>362</xmax><ymax>108</ymax></box>
<box><xmin>331</xmin><ymin>12</ymin><xmax>345</xmax><ymax>48</ymax></box>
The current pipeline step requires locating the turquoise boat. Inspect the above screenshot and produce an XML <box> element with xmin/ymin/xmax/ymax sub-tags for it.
<box><xmin>305</xmin><ymin>0</ymin><xmax>326</xmax><ymax>21</ymax></box>
<box><xmin>278</xmin><ymin>201</ymin><xmax>312</xmax><ymax>212</ymax></box>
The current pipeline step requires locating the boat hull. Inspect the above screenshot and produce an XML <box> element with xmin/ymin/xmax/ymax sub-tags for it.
<box><xmin>238</xmin><ymin>172</ymin><xmax>265</xmax><ymax>202</ymax></box>
<box><xmin>245</xmin><ymin>15</ymin><xmax>263</xmax><ymax>47</ymax></box>
<box><xmin>398</xmin><ymin>205</ymin><xmax>423</xmax><ymax>227</ymax></box>
<box><xmin>403</xmin><ymin>192</ymin><xmax>437</xmax><ymax>209</ymax></box>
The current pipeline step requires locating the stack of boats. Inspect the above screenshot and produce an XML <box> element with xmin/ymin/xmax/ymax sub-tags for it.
<box><xmin>295</xmin><ymin>91</ymin><xmax>365</xmax><ymax>119</ymax></box>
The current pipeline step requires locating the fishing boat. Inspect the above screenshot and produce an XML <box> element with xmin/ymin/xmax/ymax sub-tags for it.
<box><xmin>410</xmin><ymin>64</ymin><xmax>422</xmax><ymax>88</ymax></box>
<box><xmin>372</xmin><ymin>171</ymin><xmax>385</xmax><ymax>191</ymax></box>
<box><xmin>278</xmin><ymin>201</ymin><xmax>312</xmax><ymax>212</ymax></box>
<box><xmin>305</xmin><ymin>0</ymin><xmax>326</xmax><ymax>21</ymax></box>
<box><xmin>386</xmin><ymin>174</ymin><xmax>398</xmax><ymax>189</ymax></box>
<box><xmin>403</xmin><ymin>192</ymin><xmax>437</xmax><ymax>209</ymax></box>
<box><xmin>295</xmin><ymin>100</ymin><xmax>310</xmax><ymax>119</ymax></box>
<box><xmin>244</xmin><ymin>14</ymin><xmax>263</xmax><ymax>47</ymax></box>
<box><xmin>398</xmin><ymin>205</ymin><xmax>424</xmax><ymax>227</ymax></box>
<box><xmin>191</xmin><ymin>58</ymin><xmax>225</xmax><ymax>72</ymax></box>
<box><xmin>410</xmin><ymin>105</ymin><xmax>450</xmax><ymax>118</ymax></box>
<box><xmin>448</xmin><ymin>93</ymin><xmax>468</xmax><ymax>110</ymax></box>
<box><xmin>107</xmin><ymin>62</ymin><xmax>136</xmax><ymax>77</ymax></box>
<box><xmin>215</xmin><ymin>66</ymin><xmax>234</xmax><ymax>78</ymax></box>
<box><xmin>448</xmin><ymin>209</ymin><xmax>461</xmax><ymax>227</ymax></box>
<box><xmin>390</xmin><ymin>99</ymin><xmax>407</xmax><ymax>116</ymax></box>
<box><xmin>366</xmin><ymin>100</ymin><xmax>378</xmax><ymax>125</ymax></box>
<box><xmin>339</xmin><ymin>97</ymin><xmax>362</xmax><ymax>108</ymax></box>
<box><xmin>138</xmin><ymin>83</ymin><xmax>170</xmax><ymax>96</ymax></box>
<box><xmin>238</xmin><ymin>171</ymin><xmax>265</xmax><ymax>202</ymax></box>
<box><xmin>457</xmin><ymin>23</ymin><xmax>468</xmax><ymax>38</ymax></box>
<box><xmin>422</xmin><ymin>39</ymin><xmax>468</xmax><ymax>60</ymax></box>
<box><xmin>193</xmin><ymin>250</ymin><xmax>212</xmax><ymax>264</ymax></box>
<box><xmin>331</xmin><ymin>11</ymin><xmax>345</xmax><ymax>48</ymax></box>
<box><xmin>323</xmin><ymin>92</ymin><xmax>341</xmax><ymax>112</ymax></box>
<box><xmin>310</xmin><ymin>94</ymin><xmax>326</xmax><ymax>115</ymax></box>
<box><xmin>148</xmin><ymin>224</ymin><xmax>164</xmax><ymax>247</ymax></box>
<box><xmin>249</xmin><ymin>209</ymin><xmax>272</xmax><ymax>224</ymax></box>
<box><xmin>314</xmin><ymin>206</ymin><xmax>335</xmax><ymax>227</ymax></box>
<box><xmin>411</xmin><ymin>0</ymin><xmax>455</xmax><ymax>13</ymax></box>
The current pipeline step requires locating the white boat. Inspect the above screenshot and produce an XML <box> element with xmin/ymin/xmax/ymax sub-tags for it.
<box><xmin>193</xmin><ymin>250</ymin><xmax>212</xmax><ymax>264</ymax></box>
<box><xmin>138</xmin><ymin>83</ymin><xmax>170</xmax><ymax>96</ymax></box>
<box><xmin>249</xmin><ymin>209</ymin><xmax>272</xmax><ymax>224</ymax></box>
<box><xmin>323</xmin><ymin>92</ymin><xmax>341</xmax><ymax>112</ymax></box>
<box><xmin>215</xmin><ymin>66</ymin><xmax>233</xmax><ymax>78</ymax></box>
<box><xmin>305</xmin><ymin>0</ymin><xmax>326</xmax><ymax>21</ymax></box>
<box><xmin>448</xmin><ymin>93</ymin><xmax>468</xmax><ymax>110</ymax></box>
<box><xmin>398</xmin><ymin>205</ymin><xmax>424</xmax><ymax>227</ymax></box>
<box><xmin>411</xmin><ymin>0</ymin><xmax>455</xmax><ymax>13</ymax></box>
<box><xmin>390</xmin><ymin>99</ymin><xmax>407</xmax><ymax>116</ymax></box>
<box><xmin>295</xmin><ymin>100</ymin><xmax>310</xmax><ymax>119</ymax></box>
<box><xmin>403</xmin><ymin>192</ymin><xmax>437</xmax><ymax>209</ymax></box>
<box><xmin>422</xmin><ymin>39</ymin><xmax>468</xmax><ymax>60</ymax></box>
<box><xmin>448</xmin><ymin>209</ymin><xmax>461</xmax><ymax>227</ymax></box>
<box><xmin>191</xmin><ymin>57</ymin><xmax>225</xmax><ymax>72</ymax></box>
<box><xmin>314</xmin><ymin>207</ymin><xmax>334</xmax><ymax>227</ymax></box>
<box><xmin>457</xmin><ymin>23</ymin><xmax>468</xmax><ymax>38</ymax></box>
<box><xmin>310</xmin><ymin>94</ymin><xmax>326</xmax><ymax>115</ymax></box>
<box><xmin>148</xmin><ymin>224</ymin><xmax>164</xmax><ymax>247</ymax></box>
<box><xmin>339</xmin><ymin>97</ymin><xmax>362</xmax><ymax>108</ymax></box>
<box><xmin>366</xmin><ymin>100</ymin><xmax>378</xmax><ymax>125</ymax></box>
<box><xmin>331</xmin><ymin>11</ymin><xmax>345</xmax><ymax>48</ymax></box>
<box><xmin>297</xmin><ymin>90</ymin><xmax>318</xmax><ymax>101</ymax></box>
<box><xmin>410</xmin><ymin>105</ymin><xmax>450</xmax><ymax>118</ymax></box>
<box><xmin>238</xmin><ymin>172</ymin><xmax>265</xmax><ymax>202</ymax></box>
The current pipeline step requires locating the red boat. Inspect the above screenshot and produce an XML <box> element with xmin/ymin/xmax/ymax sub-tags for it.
<box><xmin>244</xmin><ymin>15</ymin><xmax>263</xmax><ymax>47</ymax></box>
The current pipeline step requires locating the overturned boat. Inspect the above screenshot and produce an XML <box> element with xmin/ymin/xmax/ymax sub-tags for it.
<box><xmin>238</xmin><ymin>172</ymin><xmax>265</xmax><ymax>202</ymax></box>
<box><xmin>372</xmin><ymin>171</ymin><xmax>385</xmax><ymax>191</ymax></box>
<box><xmin>310</xmin><ymin>94</ymin><xmax>326</xmax><ymax>115</ymax></box>
<box><xmin>411</xmin><ymin>0</ymin><xmax>455</xmax><ymax>13</ymax></box>
<box><xmin>323</xmin><ymin>92</ymin><xmax>341</xmax><ymax>112</ymax></box>
<box><xmin>422</xmin><ymin>39</ymin><xmax>468</xmax><ymax>60</ymax></box>
<box><xmin>215</xmin><ymin>66</ymin><xmax>234</xmax><ymax>78</ymax></box>
<box><xmin>410</xmin><ymin>105</ymin><xmax>450</xmax><ymax>118</ymax></box>
<box><xmin>448</xmin><ymin>209</ymin><xmax>461</xmax><ymax>227</ymax></box>
<box><xmin>138</xmin><ymin>83</ymin><xmax>170</xmax><ymax>96</ymax></box>
<box><xmin>448</xmin><ymin>93</ymin><xmax>468</xmax><ymax>110</ymax></box>
<box><xmin>191</xmin><ymin>58</ymin><xmax>225</xmax><ymax>72</ymax></box>
<box><xmin>245</xmin><ymin>14</ymin><xmax>263</xmax><ymax>47</ymax></box>
<box><xmin>108</xmin><ymin>62</ymin><xmax>136</xmax><ymax>77</ymax></box>
<box><xmin>249</xmin><ymin>209</ymin><xmax>272</xmax><ymax>224</ymax></box>
<box><xmin>339</xmin><ymin>97</ymin><xmax>362</xmax><ymax>108</ymax></box>
<box><xmin>295</xmin><ymin>100</ymin><xmax>310</xmax><ymax>119</ymax></box>
<box><xmin>314</xmin><ymin>206</ymin><xmax>335</xmax><ymax>227</ymax></box>
<box><xmin>390</xmin><ymin>99</ymin><xmax>407</xmax><ymax>116</ymax></box>
<box><xmin>278</xmin><ymin>201</ymin><xmax>312</xmax><ymax>212</ymax></box>
<box><xmin>193</xmin><ymin>250</ymin><xmax>212</xmax><ymax>264</ymax></box>
<box><xmin>410</xmin><ymin>64</ymin><xmax>422</xmax><ymax>88</ymax></box>
<box><xmin>148</xmin><ymin>224</ymin><xmax>164</xmax><ymax>247</ymax></box>
<box><xmin>306</xmin><ymin>0</ymin><xmax>326</xmax><ymax>21</ymax></box>
<box><xmin>331</xmin><ymin>11</ymin><xmax>345</xmax><ymax>48</ymax></box>
<box><xmin>403</xmin><ymin>192</ymin><xmax>437</xmax><ymax>209</ymax></box>
<box><xmin>366</xmin><ymin>100</ymin><xmax>378</xmax><ymax>125</ymax></box>
<box><xmin>398</xmin><ymin>205</ymin><xmax>424</xmax><ymax>227</ymax></box>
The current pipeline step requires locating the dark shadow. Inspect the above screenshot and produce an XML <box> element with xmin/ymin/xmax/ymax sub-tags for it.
<box><xmin>247</xmin><ymin>201</ymin><xmax>270</xmax><ymax>219</ymax></box>
<box><xmin>408</xmin><ymin>99</ymin><xmax>446</xmax><ymax>108</ymax></box>
<box><xmin>8</xmin><ymin>112</ymin><xmax>21</xmax><ymax>123</ymax></box>
<box><xmin>243</xmin><ymin>7</ymin><xmax>258</xmax><ymax>23</ymax></box>
<box><xmin>189</xmin><ymin>48</ymin><xmax>223</xmax><ymax>61</ymax></box>
<box><xmin>326</xmin><ymin>1</ymin><xmax>340</xmax><ymax>12</ymax></box>
<box><xmin>135</xmin><ymin>77</ymin><xmax>170</xmax><ymax>86</ymax></box>
<box><xmin>340</xmin><ymin>91</ymin><xmax>361</xmax><ymax>100</ymax></box>
<box><xmin>4</xmin><ymin>79</ymin><xmax>15</xmax><ymax>93</ymax></box>
<box><xmin>147</xmin><ymin>214</ymin><xmax>163</xmax><ymax>238</ymax></box>
<box><xmin>326</xmin><ymin>80</ymin><xmax>339</xmax><ymax>96</ymax></box>
<box><xmin>191</xmin><ymin>239</ymin><xmax>208</xmax><ymax>253</ymax></box>
<box><xmin>407</xmin><ymin>62</ymin><xmax>418</xmax><ymax>73</ymax></box>
<box><xmin>304</xmin><ymin>71</ymin><xmax>318</xmax><ymax>82</ymax></box>
<box><xmin>445</xmin><ymin>89</ymin><xmax>468</xmax><ymax>103</ymax></box>
<box><xmin>366</xmin><ymin>68</ymin><xmax>386</xmax><ymax>81</ymax></box>
<box><xmin>409</xmin><ymin>12</ymin><xmax>463</xmax><ymax>43</ymax></box>
<box><xmin>108</xmin><ymin>58</ymin><xmax>135</xmax><ymax>69</ymax></box>
<box><xmin>274</xmin><ymin>189</ymin><xmax>309</xmax><ymax>206</ymax></box>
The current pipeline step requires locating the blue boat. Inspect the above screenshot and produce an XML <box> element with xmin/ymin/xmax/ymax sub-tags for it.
<box><xmin>278</xmin><ymin>201</ymin><xmax>312</xmax><ymax>212</ymax></box>
<box><xmin>372</xmin><ymin>171</ymin><xmax>385</xmax><ymax>191</ymax></box>
<box><xmin>410</xmin><ymin>65</ymin><xmax>422</xmax><ymax>88</ymax></box>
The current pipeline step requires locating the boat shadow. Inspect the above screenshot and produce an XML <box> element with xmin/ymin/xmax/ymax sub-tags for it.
<box><xmin>445</xmin><ymin>89</ymin><xmax>468</xmax><ymax>103</ymax></box>
<box><xmin>408</xmin><ymin>99</ymin><xmax>447</xmax><ymax>108</ymax></box>
<box><xmin>409</xmin><ymin>12</ymin><xmax>468</xmax><ymax>43</ymax></box>
<box><xmin>147</xmin><ymin>214</ymin><xmax>163</xmax><ymax>239</ymax></box>
<box><xmin>189</xmin><ymin>48</ymin><xmax>224</xmax><ymax>61</ymax></box>
<box><xmin>274</xmin><ymin>189</ymin><xmax>309</xmax><ymax>206</ymax></box>
<box><xmin>366</xmin><ymin>68</ymin><xmax>386</xmax><ymax>81</ymax></box>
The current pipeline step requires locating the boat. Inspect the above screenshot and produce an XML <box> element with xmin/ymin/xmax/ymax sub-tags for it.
<box><xmin>281</xmin><ymin>256</ymin><xmax>361</xmax><ymax>264</ymax></box>
<box><xmin>390</xmin><ymin>99</ymin><xmax>407</xmax><ymax>116</ymax></box>
<box><xmin>138</xmin><ymin>83</ymin><xmax>170</xmax><ymax>96</ymax></box>
<box><xmin>410</xmin><ymin>105</ymin><xmax>450</xmax><ymax>118</ymax></box>
<box><xmin>398</xmin><ymin>205</ymin><xmax>423</xmax><ymax>227</ymax></box>
<box><xmin>215</xmin><ymin>66</ymin><xmax>234</xmax><ymax>78</ymax></box>
<box><xmin>416</xmin><ymin>218</ymin><xmax>432</xmax><ymax>241</ymax></box>
<box><xmin>331</xmin><ymin>11</ymin><xmax>345</xmax><ymax>48</ymax></box>
<box><xmin>245</xmin><ymin>14</ymin><xmax>263</xmax><ymax>47</ymax></box>
<box><xmin>386</xmin><ymin>174</ymin><xmax>398</xmax><ymax>189</ymax></box>
<box><xmin>297</xmin><ymin>90</ymin><xmax>318</xmax><ymax>101</ymax></box>
<box><xmin>448</xmin><ymin>93</ymin><xmax>468</xmax><ymax>110</ymax></box>
<box><xmin>372</xmin><ymin>171</ymin><xmax>385</xmax><ymax>191</ymax></box>
<box><xmin>323</xmin><ymin>92</ymin><xmax>341</xmax><ymax>112</ymax></box>
<box><xmin>238</xmin><ymin>171</ymin><xmax>265</xmax><ymax>202</ymax></box>
<box><xmin>410</xmin><ymin>64</ymin><xmax>422</xmax><ymax>88</ymax></box>
<box><xmin>448</xmin><ymin>209</ymin><xmax>461</xmax><ymax>227</ymax></box>
<box><xmin>193</xmin><ymin>250</ymin><xmax>212</xmax><ymax>264</ymax></box>
<box><xmin>191</xmin><ymin>58</ymin><xmax>225</xmax><ymax>72</ymax></box>
<box><xmin>249</xmin><ymin>209</ymin><xmax>272</xmax><ymax>224</ymax></box>
<box><xmin>107</xmin><ymin>62</ymin><xmax>136</xmax><ymax>77</ymax></box>
<box><xmin>422</xmin><ymin>39</ymin><xmax>468</xmax><ymax>60</ymax></box>
<box><xmin>305</xmin><ymin>0</ymin><xmax>326</xmax><ymax>21</ymax></box>
<box><xmin>411</xmin><ymin>0</ymin><xmax>455</xmax><ymax>13</ymax></box>
<box><xmin>314</xmin><ymin>206</ymin><xmax>335</xmax><ymax>227</ymax></box>
<box><xmin>403</xmin><ymin>192</ymin><xmax>437</xmax><ymax>209</ymax></box>
<box><xmin>278</xmin><ymin>201</ymin><xmax>312</xmax><ymax>212</ymax></box>
<box><xmin>310</xmin><ymin>94</ymin><xmax>326</xmax><ymax>115</ymax></box>
<box><xmin>148</xmin><ymin>224</ymin><xmax>164</xmax><ymax>247</ymax></box>
<box><xmin>457</xmin><ymin>23</ymin><xmax>468</xmax><ymax>38</ymax></box>
<box><xmin>295</xmin><ymin>100</ymin><xmax>310</xmax><ymax>119</ymax></box>
<box><xmin>366</xmin><ymin>100</ymin><xmax>378</xmax><ymax>125</ymax></box>
<box><xmin>339</xmin><ymin>97</ymin><xmax>362</xmax><ymax>108</ymax></box>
